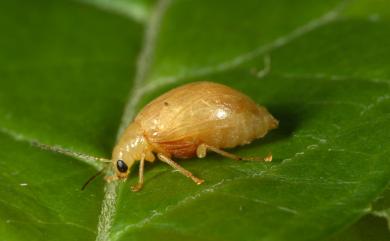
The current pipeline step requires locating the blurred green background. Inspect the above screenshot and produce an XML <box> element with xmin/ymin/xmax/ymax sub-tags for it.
<box><xmin>0</xmin><ymin>0</ymin><xmax>389</xmax><ymax>241</ymax></box>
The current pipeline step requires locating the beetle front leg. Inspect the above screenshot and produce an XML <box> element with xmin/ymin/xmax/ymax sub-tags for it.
<box><xmin>131</xmin><ymin>154</ymin><xmax>145</xmax><ymax>192</ymax></box>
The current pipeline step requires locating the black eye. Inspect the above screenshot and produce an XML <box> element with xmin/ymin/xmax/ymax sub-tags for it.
<box><xmin>116</xmin><ymin>160</ymin><xmax>128</xmax><ymax>173</ymax></box>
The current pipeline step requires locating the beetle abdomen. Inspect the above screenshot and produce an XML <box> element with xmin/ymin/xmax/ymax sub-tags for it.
<box><xmin>136</xmin><ymin>82</ymin><xmax>278</xmax><ymax>158</ymax></box>
<box><xmin>201</xmin><ymin>105</ymin><xmax>278</xmax><ymax>149</ymax></box>
<box><xmin>155</xmin><ymin>138</ymin><xmax>198</xmax><ymax>159</ymax></box>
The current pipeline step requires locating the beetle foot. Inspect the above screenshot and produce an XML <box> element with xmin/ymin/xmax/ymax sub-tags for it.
<box><xmin>131</xmin><ymin>183</ymin><xmax>143</xmax><ymax>192</ymax></box>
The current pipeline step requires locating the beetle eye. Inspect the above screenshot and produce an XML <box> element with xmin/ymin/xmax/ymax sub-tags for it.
<box><xmin>116</xmin><ymin>160</ymin><xmax>128</xmax><ymax>173</ymax></box>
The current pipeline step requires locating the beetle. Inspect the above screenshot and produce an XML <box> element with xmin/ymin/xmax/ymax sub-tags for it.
<box><xmin>106</xmin><ymin>81</ymin><xmax>278</xmax><ymax>191</ymax></box>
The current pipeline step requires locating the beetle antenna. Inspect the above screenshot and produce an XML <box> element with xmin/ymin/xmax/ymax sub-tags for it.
<box><xmin>32</xmin><ymin>141</ymin><xmax>111</xmax><ymax>163</ymax></box>
<box><xmin>94</xmin><ymin>157</ymin><xmax>112</xmax><ymax>163</ymax></box>
<box><xmin>81</xmin><ymin>166</ymin><xmax>108</xmax><ymax>190</ymax></box>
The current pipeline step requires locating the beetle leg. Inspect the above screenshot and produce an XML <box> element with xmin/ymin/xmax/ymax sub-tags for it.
<box><xmin>196</xmin><ymin>143</ymin><xmax>272</xmax><ymax>162</ymax></box>
<box><xmin>131</xmin><ymin>154</ymin><xmax>145</xmax><ymax>192</ymax></box>
<box><xmin>157</xmin><ymin>153</ymin><xmax>204</xmax><ymax>185</ymax></box>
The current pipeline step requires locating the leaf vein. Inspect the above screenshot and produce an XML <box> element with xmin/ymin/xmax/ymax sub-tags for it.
<box><xmin>140</xmin><ymin>0</ymin><xmax>348</xmax><ymax>92</ymax></box>
<box><xmin>96</xmin><ymin>1</ymin><xmax>173</xmax><ymax>241</ymax></box>
<box><xmin>0</xmin><ymin>126</ymin><xmax>102</xmax><ymax>169</ymax></box>
<box><xmin>78</xmin><ymin>0</ymin><xmax>149</xmax><ymax>23</ymax></box>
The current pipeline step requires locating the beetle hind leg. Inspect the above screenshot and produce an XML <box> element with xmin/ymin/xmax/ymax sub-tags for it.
<box><xmin>157</xmin><ymin>153</ymin><xmax>204</xmax><ymax>185</ymax></box>
<box><xmin>196</xmin><ymin>143</ymin><xmax>272</xmax><ymax>162</ymax></box>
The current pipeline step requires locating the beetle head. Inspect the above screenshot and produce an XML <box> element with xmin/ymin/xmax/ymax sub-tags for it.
<box><xmin>112</xmin><ymin>122</ymin><xmax>154</xmax><ymax>179</ymax></box>
<box><xmin>112</xmin><ymin>144</ymin><xmax>137</xmax><ymax>179</ymax></box>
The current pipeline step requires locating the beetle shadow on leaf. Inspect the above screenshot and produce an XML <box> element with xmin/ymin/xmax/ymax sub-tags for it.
<box><xmin>262</xmin><ymin>103</ymin><xmax>303</xmax><ymax>144</ymax></box>
<box><xmin>236</xmin><ymin>103</ymin><xmax>307</xmax><ymax>164</ymax></box>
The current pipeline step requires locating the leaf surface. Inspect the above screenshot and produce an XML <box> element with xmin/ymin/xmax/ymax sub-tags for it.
<box><xmin>0</xmin><ymin>0</ymin><xmax>389</xmax><ymax>241</ymax></box>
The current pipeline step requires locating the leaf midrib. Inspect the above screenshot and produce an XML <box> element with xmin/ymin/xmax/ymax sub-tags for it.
<box><xmin>97</xmin><ymin>0</ymin><xmax>173</xmax><ymax>240</ymax></box>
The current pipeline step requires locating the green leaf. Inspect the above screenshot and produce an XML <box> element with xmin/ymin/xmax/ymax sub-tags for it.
<box><xmin>0</xmin><ymin>0</ymin><xmax>143</xmax><ymax>240</ymax></box>
<box><xmin>371</xmin><ymin>186</ymin><xmax>390</xmax><ymax>229</ymax></box>
<box><xmin>327</xmin><ymin>186</ymin><xmax>390</xmax><ymax>241</ymax></box>
<box><xmin>1</xmin><ymin>0</ymin><xmax>390</xmax><ymax>241</ymax></box>
<box><xmin>326</xmin><ymin>214</ymin><xmax>390</xmax><ymax>241</ymax></box>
